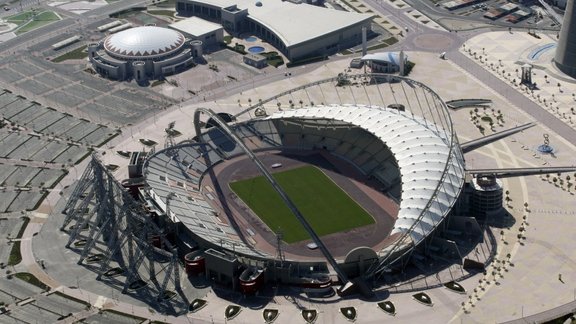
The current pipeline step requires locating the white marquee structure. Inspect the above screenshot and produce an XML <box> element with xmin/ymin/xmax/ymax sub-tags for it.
<box><xmin>142</xmin><ymin>73</ymin><xmax>466</xmax><ymax>279</ymax></box>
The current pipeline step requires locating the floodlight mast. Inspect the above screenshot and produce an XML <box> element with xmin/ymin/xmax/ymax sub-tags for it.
<box><xmin>193</xmin><ymin>107</ymin><xmax>350</xmax><ymax>286</ymax></box>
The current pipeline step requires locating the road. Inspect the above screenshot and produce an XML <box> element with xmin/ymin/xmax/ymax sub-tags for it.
<box><xmin>358</xmin><ymin>0</ymin><xmax>576</xmax><ymax>146</ymax></box>
<box><xmin>0</xmin><ymin>0</ymin><xmax>146</xmax><ymax>52</ymax></box>
<box><xmin>1</xmin><ymin>0</ymin><xmax>575</xmax><ymax>322</ymax></box>
<box><xmin>450</xmin><ymin>50</ymin><xmax>576</xmax><ymax>144</ymax></box>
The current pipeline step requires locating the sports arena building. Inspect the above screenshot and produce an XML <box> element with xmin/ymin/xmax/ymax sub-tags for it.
<box><xmin>175</xmin><ymin>0</ymin><xmax>373</xmax><ymax>61</ymax></box>
<box><xmin>88</xmin><ymin>26</ymin><xmax>200</xmax><ymax>81</ymax></box>
<box><xmin>137</xmin><ymin>73</ymin><xmax>469</xmax><ymax>294</ymax></box>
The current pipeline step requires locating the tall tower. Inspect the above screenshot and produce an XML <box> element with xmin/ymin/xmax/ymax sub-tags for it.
<box><xmin>554</xmin><ymin>0</ymin><xmax>576</xmax><ymax>78</ymax></box>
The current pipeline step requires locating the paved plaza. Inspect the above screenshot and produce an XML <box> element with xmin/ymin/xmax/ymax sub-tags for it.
<box><xmin>94</xmin><ymin>49</ymin><xmax>576</xmax><ymax>323</ymax></box>
<box><xmin>0</xmin><ymin>0</ymin><xmax>574</xmax><ymax>323</ymax></box>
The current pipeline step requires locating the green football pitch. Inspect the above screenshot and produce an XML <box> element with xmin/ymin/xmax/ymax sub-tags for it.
<box><xmin>229</xmin><ymin>166</ymin><xmax>375</xmax><ymax>243</ymax></box>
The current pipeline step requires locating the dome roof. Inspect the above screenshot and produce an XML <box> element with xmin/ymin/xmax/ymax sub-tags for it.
<box><xmin>103</xmin><ymin>26</ymin><xmax>185</xmax><ymax>59</ymax></box>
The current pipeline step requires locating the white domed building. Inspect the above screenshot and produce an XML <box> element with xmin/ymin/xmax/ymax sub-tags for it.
<box><xmin>89</xmin><ymin>26</ymin><xmax>200</xmax><ymax>81</ymax></box>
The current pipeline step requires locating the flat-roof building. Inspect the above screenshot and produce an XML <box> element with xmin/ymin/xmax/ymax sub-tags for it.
<box><xmin>504</xmin><ymin>9</ymin><xmax>532</xmax><ymax>24</ymax></box>
<box><xmin>243</xmin><ymin>53</ymin><xmax>267</xmax><ymax>69</ymax></box>
<box><xmin>443</xmin><ymin>0</ymin><xmax>485</xmax><ymax>11</ymax></box>
<box><xmin>361</xmin><ymin>51</ymin><xmax>407</xmax><ymax>74</ymax></box>
<box><xmin>169</xmin><ymin>16</ymin><xmax>224</xmax><ymax>47</ymax></box>
<box><xmin>176</xmin><ymin>0</ymin><xmax>373</xmax><ymax>61</ymax></box>
<box><xmin>483</xmin><ymin>3</ymin><xmax>518</xmax><ymax>20</ymax></box>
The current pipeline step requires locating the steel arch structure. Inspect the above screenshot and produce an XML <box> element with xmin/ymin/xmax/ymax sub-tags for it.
<box><xmin>193</xmin><ymin>107</ymin><xmax>349</xmax><ymax>284</ymax></box>
<box><xmin>234</xmin><ymin>73</ymin><xmax>466</xmax><ymax>278</ymax></box>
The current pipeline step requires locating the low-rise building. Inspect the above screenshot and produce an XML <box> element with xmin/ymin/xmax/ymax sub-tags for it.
<box><xmin>169</xmin><ymin>16</ymin><xmax>224</xmax><ymax>48</ymax></box>
<box><xmin>176</xmin><ymin>0</ymin><xmax>373</xmax><ymax>62</ymax></box>
<box><xmin>88</xmin><ymin>26</ymin><xmax>198</xmax><ymax>81</ymax></box>
<box><xmin>243</xmin><ymin>53</ymin><xmax>267</xmax><ymax>68</ymax></box>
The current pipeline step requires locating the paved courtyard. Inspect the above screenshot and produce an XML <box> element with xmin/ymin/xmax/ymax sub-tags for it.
<box><xmin>93</xmin><ymin>48</ymin><xmax>576</xmax><ymax>323</ymax></box>
<box><xmin>0</xmin><ymin>0</ymin><xmax>575</xmax><ymax>323</ymax></box>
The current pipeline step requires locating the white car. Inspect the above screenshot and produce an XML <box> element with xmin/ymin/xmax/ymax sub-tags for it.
<box><xmin>306</xmin><ymin>242</ymin><xmax>318</xmax><ymax>250</ymax></box>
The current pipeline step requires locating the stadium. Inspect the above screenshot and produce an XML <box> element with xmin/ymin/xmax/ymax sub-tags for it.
<box><xmin>132</xmin><ymin>72</ymin><xmax>467</xmax><ymax>295</ymax></box>
<box><xmin>88</xmin><ymin>26</ymin><xmax>199</xmax><ymax>82</ymax></box>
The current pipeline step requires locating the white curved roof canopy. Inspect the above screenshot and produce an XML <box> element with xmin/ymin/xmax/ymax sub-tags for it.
<box><xmin>268</xmin><ymin>106</ymin><xmax>466</xmax><ymax>247</ymax></box>
<box><xmin>103</xmin><ymin>26</ymin><xmax>185</xmax><ymax>59</ymax></box>
<box><xmin>144</xmin><ymin>105</ymin><xmax>465</xmax><ymax>259</ymax></box>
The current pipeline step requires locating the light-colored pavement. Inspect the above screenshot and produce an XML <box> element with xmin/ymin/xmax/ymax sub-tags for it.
<box><xmin>3</xmin><ymin>0</ymin><xmax>576</xmax><ymax>323</ymax></box>
<box><xmin>87</xmin><ymin>49</ymin><xmax>576</xmax><ymax>323</ymax></box>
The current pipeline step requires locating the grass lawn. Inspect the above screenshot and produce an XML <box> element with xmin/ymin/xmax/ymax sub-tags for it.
<box><xmin>230</xmin><ymin>166</ymin><xmax>374</xmax><ymax>243</ymax></box>
<box><xmin>14</xmin><ymin>272</ymin><xmax>49</xmax><ymax>290</ymax></box>
<box><xmin>5</xmin><ymin>11</ymin><xmax>35</xmax><ymax>23</ymax></box>
<box><xmin>8</xmin><ymin>216</ymin><xmax>30</xmax><ymax>266</ymax></box>
<box><xmin>147</xmin><ymin>9</ymin><xmax>175</xmax><ymax>17</ymax></box>
<box><xmin>10</xmin><ymin>10</ymin><xmax>60</xmax><ymax>35</ymax></box>
<box><xmin>52</xmin><ymin>45</ymin><xmax>87</xmax><ymax>63</ymax></box>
